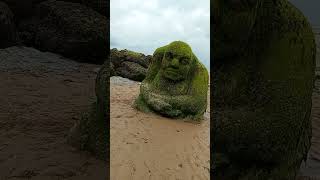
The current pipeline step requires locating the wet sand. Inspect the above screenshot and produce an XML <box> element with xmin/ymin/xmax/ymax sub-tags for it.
<box><xmin>0</xmin><ymin>47</ymin><xmax>107</xmax><ymax>179</ymax></box>
<box><xmin>110</xmin><ymin>77</ymin><xmax>210</xmax><ymax>180</ymax></box>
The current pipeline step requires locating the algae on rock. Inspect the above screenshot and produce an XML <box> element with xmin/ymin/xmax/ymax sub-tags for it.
<box><xmin>134</xmin><ymin>41</ymin><xmax>209</xmax><ymax>120</ymax></box>
<box><xmin>212</xmin><ymin>0</ymin><xmax>316</xmax><ymax>179</ymax></box>
<box><xmin>110</xmin><ymin>48</ymin><xmax>151</xmax><ymax>81</ymax></box>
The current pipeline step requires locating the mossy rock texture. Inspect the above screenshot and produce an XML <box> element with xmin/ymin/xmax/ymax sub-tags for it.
<box><xmin>134</xmin><ymin>41</ymin><xmax>209</xmax><ymax>120</ymax></box>
<box><xmin>18</xmin><ymin>0</ymin><xmax>108</xmax><ymax>64</ymax></box>
<box><xmin>212</xmin><ymin>0</ymin><xmax>316</xmax><ymax>179</ymax></box>
<box><xmin>0</xmin><ymin>1</ymin><xmax>18</xmax><ymax>48</ymax></box>
<box><xmin>2</xmin><ymin>0</ymin><xmax>107</xmax><ymax>22</ymax></box>
<box><xmin>110</xmin><ymin>48</ymin><xmax>152</xmax><ymax>81</ymax></box>
<box><xmin>67</xmin><ymin>59</ymin><xmax>108</xmax><ymax>160</ymax></box>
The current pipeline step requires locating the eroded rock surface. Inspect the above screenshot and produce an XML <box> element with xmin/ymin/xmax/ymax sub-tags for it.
<box><xmin>18</xmin><ymin>0</ymin><xmax>108</xmax><ymax>63</ymax></box>
<box><xmin>0</xmin><ymin>1</ymin><xmax>18</xmax><ymax>48</ymax></box>
<box><xmin>110</xmin><ymin>48</ymin><xmax>151</xmax><ymax>81</ymax></box>
<box><xmin>68</xmin><ymin>59</ymin><xmax>108</xmax><ymax>161</ymax></box>
<box><xmin>212</xmin><ymin>0</ymin><xmax>316</xmax><ymax>179</ymax></box>
<box><xmin>134</xmin><ymin>41</ymin><xmax>209</xmax><ymax>120</ymax></box>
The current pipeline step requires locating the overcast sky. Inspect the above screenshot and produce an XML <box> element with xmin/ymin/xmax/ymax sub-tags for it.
<box><xmin>110</xmin><ymin>0</ymin><xmax>210</xmax><ymax>69</ymax></box>
<box><xmin>289</xmin><ymin>0</ymin><xmax>320</xmax><ymax>26</ymax></box>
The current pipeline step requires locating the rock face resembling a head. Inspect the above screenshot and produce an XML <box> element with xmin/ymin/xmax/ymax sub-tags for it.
<box><xmin>134</xmin><ymin>41</ymin><xmax>209</xmax><ymax>120</ymax></box>
<box><xmin>161</xmin><ymin>41</ymin><xmax>194</xmax><ymax>81</ymax></box>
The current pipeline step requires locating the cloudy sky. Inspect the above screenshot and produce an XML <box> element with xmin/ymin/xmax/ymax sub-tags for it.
<box><xmin>110</xmin><ymin>0</ymin><xmax>210</xmax><ymax>69</ymax></box>
<box><xmin>289</xmin><ymin>0</ymin><xmax>320</xmax><ymax>26</ymax></box>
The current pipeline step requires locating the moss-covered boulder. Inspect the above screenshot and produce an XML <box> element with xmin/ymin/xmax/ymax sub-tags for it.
<box><xmin>110</xmin><ymin>48</ymin><xmax>152</xmax><ymax>81</ymax></box>
<box><xmin>18</xmin><ymin>0</ymin><xmax>108</xmax><ymax>63</ymax></box>
<box><xmin>212</xmin><ymin>0</ymin><xmax>316</xmax><ymax>179</ymax></box>
<box><xmin>67</xmin><ymin>59</ymin><xmax>108</xmax><ymax>160</ymax></box>
<box><xmin>116</xmin><ymin>61</ymin><xmax>147</xmax><ymax>82</ymax></box>
<box><xmin>0</xmin><ymin>1</ymin><xmax>18</xmax><ymax>48</ymax></box>
<box><xmin>134</xmin><ymin>41</ymin><xmax>209</xmax><ymax>120</ymax></box>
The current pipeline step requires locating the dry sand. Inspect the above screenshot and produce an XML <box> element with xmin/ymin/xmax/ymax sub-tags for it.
<box><xmin>109</xmin><ymin>74</ymin><xmax>320</xmax><ymax>180</ymax></box>
<box><xmin>110</xmin><ymin>77</ymin><xmax>210</xmax><ymax>180</ymax></box>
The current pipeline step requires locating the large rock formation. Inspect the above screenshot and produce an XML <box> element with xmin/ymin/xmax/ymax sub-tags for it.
<box><xmin>212</xmin><ymin>0</ymin><xmax>316</xmax><ymax>179</ymax></box>
<box><xmin>2</xmin><ymin>0</ymin><xmax>107</xmax><ymax>22</ymax></box>
<box><xmin>67</xmin><ymin>59</ymin><xmax>108</xmax><ymax>161</ymax></box>
<box><xmin>2</xmin><ymin>0</ymin><xmax>39</xmax><ymax>21</ymax></box>
<box><xmin>81</xmin><ymin>0</ymin><xmax>108</xmax><ymax>17</ymax></box>
<box><xmin>134</xmin><ymin>41</ymin><xmax>209</xmax><ymax>120</ymax></box>
<box><xmin>0</xmin><ymin>1</ymin><xmax>18</xmax><ymax>48</ymax></box>
<box><xmin>18</xmin><ymin>0</ymin><xmax>108</xmax><ymax>64</ymax></box>
<box><xmin>110</xmin><ymin>48</ymin><xmax>151</xmax><ymax>81</ymax></box>
<box><xmin>62</xmin><ymin>0</ymin><xmax>108</xmax><ymax>17</ymax></box>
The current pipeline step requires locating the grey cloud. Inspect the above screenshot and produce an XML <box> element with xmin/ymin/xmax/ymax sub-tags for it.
<box><xmin>110</xmin><ymin>0</ymin><xmax>210</xmax><ymax>70</ymax></box>
<box><xmin>289</xmin><ymin>0</ymin><xmax>320</xmax><ymax>26</ymax></box>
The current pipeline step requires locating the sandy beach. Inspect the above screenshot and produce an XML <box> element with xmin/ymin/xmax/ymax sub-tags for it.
<box><xmin>0</xmin><ymin>47</ymin><xmax>107</xmax><ymax>180</ymax></box>
<box><xmin>0</xmin><ymin>40</ymin><xmax>319</xmax><ymax>179</ymax></box>
<box><xmin>109</xmin><ymin>70</ymin><xmax>320</xmax><ymax>180</ymax></box>
<box><xmin>110</xmin><ymin>76</ymin><xmax>210</xmax><ymax>180</ymax></box>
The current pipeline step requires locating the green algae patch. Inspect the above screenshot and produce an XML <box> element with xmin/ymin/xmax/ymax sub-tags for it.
<box><xmin>125</xmin><ymin>50</ymin><xmax>144</xmax><ymax>59</ymax></box>
<box><xmin>212</xmin><ymin>0</ymin><xmax>316</xmax><ymax>179</ymax></box>
<box><xmin>134</xmin><ymin>41</ymin><xmax>209</xmax><ymax>120</ymax></box>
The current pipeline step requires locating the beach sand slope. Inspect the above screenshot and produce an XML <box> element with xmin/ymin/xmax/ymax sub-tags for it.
<box><xmin>110</xmin><ymin>76</ymin><xmax>210</xmax><ymax>180</ymax></box>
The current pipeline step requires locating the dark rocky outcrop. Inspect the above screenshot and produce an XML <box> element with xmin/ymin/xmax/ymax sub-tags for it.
<box><xmin>0</xmin><ymin>0</ymin><xmax>110</xmax><ymax>162</ymax></box>
<box><xmin>18</xmin><ymin>0</ymin><xmax>108</xmax><ymax>64</ymax></box>
<box><xmin>68</xmin><ymin>59</ymin><xmax>109</xmax><ymax>161</ymax></box>
<box><xmin>0</xmin><ymin>1</ymin><xmax>18</xmax><ymax>48</ymax></box>
<box><xmin>213</xmin><ymin>0</ymin><xmax>316</xmax><ymax>179</ymax></box>
<box><xmin>81</xmin><ymin>0</ymin><xmax>108</xmax><ymax>17</ymax></box>
<box><xmin>2</xmin><ymin>0</ymin><xmax>107</xmax><ymax>22</ymax></box>
<box><xmin>2</xmin><ymin>0</ymin><xmax>39</xmax><ymax>21</ymax></box>
<box><xmin>60</xmin><ymin>0</ymin><xmax>108</xmax><ymax>17</ymax></box>
<box><xmin>110</xmin><ymin>48</ymin><xmax>152</xmax><ymax>81</ymax></box>
<box><xmin>116</xmin><ymin>61</ymin><xmax>147</xmax><ymax>82</ymax></box>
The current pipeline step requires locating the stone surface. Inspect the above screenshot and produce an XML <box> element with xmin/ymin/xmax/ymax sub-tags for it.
<box><xmin>134</xmin><ymin>41</ymin><xmax>209</xmax><ymax>120</ymax></box>
<box><xmin>18</xmin><ymin>0</ymin><xmax>108</xmax><ymax>64</ymax></box>
<box><xmin>212</xmin><ymin>0</ymin><xmax>316</xmax><ymax>179</ymax></box>
<box><xmin>110</xmin><ymin>48</ymin><xmax>151</xmax><ymax>81</ymax></box>
<box><xmin>67</xmin><ymin>59</ymin><xmax>108</xmax><ymax>161</ymax></box>
<box><xmin>2</xmin><ymin>0</ymin><xmax>107</xmax><ymax>22</ymax></box>
<box><xmin>0</xmin><ymin>1</ymin><xmax>18</xmax><ymax>48</ymax></box>
<box><xmin>116</xmin><ymin>61</ymin><xmax>147</xmax><ymax>82</ymax></box>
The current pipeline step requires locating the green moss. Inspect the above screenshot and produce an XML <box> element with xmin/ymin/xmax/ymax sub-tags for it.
<box><xmin>134</xmin><ymin>41</ymin><xmax>209</xmax><ymax>120</ymax></box>
<box><xmin>123</xmin><ymin>49</ymin><xmax>143</xmax><ymax>59</ymax></box>
<box><xmin>212</xmin><ymin>0</ymin><xmax>316</xmax><ymax>179</ymax></box>
<box><xmin>133</xmin><ymin>94</ymin><xmax>153</xmax><ymax>113</ymax></box>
